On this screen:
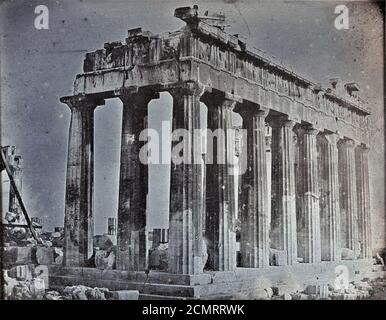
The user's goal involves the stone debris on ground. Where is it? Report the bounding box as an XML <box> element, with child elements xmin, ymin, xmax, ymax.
<box><xmin>231</xmin><ymin>266</ymin><xmax>386</xmax><ymax>300</ymax></box>
<box><xmin>94</xmin><ymin>249</ymin><xmax>115</xmax><ymax>270</ymax></box>
<box><xmin>61</xmin><ymin>286</ymin><xmax>139</xmax><ymax>300</ymax></box>
<box><xmin>2</xmin><ymin>215</ymin><xmax>385</xmax><ymax>300</ymax></box>
<box><xmin>148</xmin><ymin>243</ymin><xmax>168</xmax><ymax>271</ymax></box>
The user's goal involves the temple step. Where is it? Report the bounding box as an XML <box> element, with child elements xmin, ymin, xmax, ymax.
<box><xmin>50</xmin><ymin>275</ymin><xmax>196</xmax><ymax>297</ymax></box>
<box><xmin>139</xmin><ymin>294</ymin><xmax>189</xmax><ymax>300</ymax></box>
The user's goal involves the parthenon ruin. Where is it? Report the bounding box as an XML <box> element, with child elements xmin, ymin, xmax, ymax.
<box><xmin>57</xmin><ymin>5</ymin><xmax>373</xmax><ymax>296</ymax></box>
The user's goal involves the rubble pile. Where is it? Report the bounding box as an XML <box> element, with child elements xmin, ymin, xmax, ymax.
<box><xmin>60</xmin><ymin>285</ymin><xmax>139</xmax><ymax>300</ymax></box>
<box><xmin>2</xmin><ymin>221</ymin><xmax>64</xmax><ymax>300</ymax></box>
<box><xmin>3</xmin><ymin>240</ymin><xmax>64</xmax><ymax>267</ymax></box>
<box><xmin>4</xmin><ymin>267</ymin><xmax>47</xmax><ymax>300</ymax></box>
<box><xmin>230</xmin><ymin>263</ymin><xmax>386</xmax><ymax>301</ymax></box>
<box><xmin>2</xmin><ymin>223</ymin><xmax>140</xmax><ymax>300</ymax></box>
<box><xmin>367</xmin><ymin>278</ymin><xmax>386</xmax><ymax>300</ymax></box>
<box><xmin>237</xmin><ymin>276</ymin><xmax>385</xmax><ymax>300</ymax></box>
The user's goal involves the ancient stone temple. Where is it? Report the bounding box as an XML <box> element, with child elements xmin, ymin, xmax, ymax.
<box><xmin>57</xmin><ymin>6</ymin><xmax>373</xmax><ymax>298</ymax></box>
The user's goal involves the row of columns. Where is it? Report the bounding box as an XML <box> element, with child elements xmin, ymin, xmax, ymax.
<box><xmin>61</xmin><ymin>85</ymin><xmax>372</xmax><ymax>274</ymax></box>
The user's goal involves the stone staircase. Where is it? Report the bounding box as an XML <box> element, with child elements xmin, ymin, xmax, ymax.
<box><xmin>48</xmin><ymin>260</ymin><xmax>386</xmax><ymax>300</ymax></box>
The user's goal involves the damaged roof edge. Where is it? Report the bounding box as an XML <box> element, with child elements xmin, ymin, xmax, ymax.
<box><xmin>174</xmin><ymin>5</ymin><xmax>370</xmax><ymax>116</ymax></box>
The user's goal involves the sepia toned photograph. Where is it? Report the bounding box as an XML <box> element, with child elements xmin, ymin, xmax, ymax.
<box><xmin>0</xmin><ymin>0</ymin><xmax>385</xmax><ymax>305</ymax></box>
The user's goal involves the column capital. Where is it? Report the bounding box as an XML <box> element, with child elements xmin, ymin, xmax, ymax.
<box><xmin>305</xmin><ymin>127</ymin><xmax>319</xmax><ymax>136</ymax></box>
<box><xmin>60</xmin><ymin>94</ymin><xmax>104</xmax><ymax>110</ymax></box>
<box><xmin>340</xmin><ymin>138</ymin><xmax>358</xmax><ymax>149</ymax></box>
<box><xmin>295</xmin><ymin>125</ymin><xmax>319</xmax><ymax>137</ymax></box>
<box><xmin>118</xmin><ymin>87</ymin><xmax>159</xmax><ymax>104</ymax></box>
<box><xmin>168</xmin><ymin>82</ymin><xmax>206</xmax><ymax>98</ymax></box>
<box><xmin>201</xmin><ymin>90</ymin><xmax>237</xmax><ymax>111</ymax></box>
<box><xmin>233</xmin><ymin>101</ymin><xmax>268</xmax><ymax>119</ymax></box>
<box><xmin>268</xmin><ymin>116</ymin><xmax>297</xmax><ymax>130</ymax></box>
<box><xmin>324</xmin><ymin>132</ymin><xmax>340</xmax><ymax>146</ymax></box>
<box><xmin>360</xmin><ymin>144</ymin><xmax>370</xmax><ymax>154</ymax></box>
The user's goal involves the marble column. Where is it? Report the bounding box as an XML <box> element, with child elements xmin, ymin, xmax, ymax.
<box><xmin>338</xmin><ymin>138</ymin><xmax>359</xmax><ymax>257</ymax></box>
<box><xmin>116</xmin><ymin>90</ymin><xmax>157</xmax><ymax>271</ymax></box>
<box><xmin>356</xmin><ymin>145</ymin><xmax>371</xmax><ymax>258</ymax></box>
<box><xmin>270</xmin><ymin>119</ymin><xmax>297</xmax><ymax>265</ymax></box>
<box><xmin>297</xmin><ymin>126</ymin><xmax>321</xmax><ymax>263</ymax></box>
<box><xmin>62</xmin><ymin>95</ymin><xmax>103</xmax><ymax>267</ymax></box>
<box><xmin>320</xmin><ymin>133</ymin><xmax>341</xmax><ymax>261</ymax></box>
<box><xmin>168</xmin><ymin>83</ymin><xmax>204</xmax><ymax>274</ymax></box>
<box><xmin>235</xmin><ymin>103</ymin><xmax>270</xmax><ymax>268</ymax></box>
<box><xmin>265</xmin><ymin>125</ymin><xmax>272</xmax><ymax>235</ymax></box>
<box><xmin>203</xmin><ymin>93</ymin><xmax>236</xmax><ymax>271</ymax></box>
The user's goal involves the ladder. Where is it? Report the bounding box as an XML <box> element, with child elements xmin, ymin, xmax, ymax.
<box><xmin>0</xmin><ymin>147</ymin><xmax>42</xmax><ymax>244</ymax></box>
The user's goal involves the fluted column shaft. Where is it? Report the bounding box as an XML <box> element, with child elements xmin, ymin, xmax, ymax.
<box><xmin>356</xmin><ymin>145</ymin><xmax>371</xmax><ymax>258</ymax></box>
<box><xmin>270</xmin><ymin>119</ymin><xmax>297</xmax><ymax>265</ymax></box>
<box><xmin>204</xmin><ymin>94</ymin><xmax>236</xmax><ymax>271</ymax></box>
<box><xmin>320</xmin><ymin>133</ymin><xmax>341</xmax><ymax>261</ymax></box>
<box><xmin>297</xmin><ymin>127</ymin><xmax>321</xmax><ymax>263</ymax></box>
<box><xmin>116</xmin><ymin>91</ymin><xmax>155</xmax><ymax>271</ymax></box>
<box><xmin>338</xmin><ymin>139</ymin><xmax>359</xmax><ymax>256</ymax></box>
<box><xmin>62</xmin><ymin>95</ymin><xmax>101</xmax><ymax>267</ymax></box>
<box><xmin>168</xmin><ymin>84</ymin><xmax>204</xmax><ymax>274</ymax></box>
<box><xmin>235</xmin><ymin>104</ymin><xmax>269</xmax><ymax>268</ymax></box>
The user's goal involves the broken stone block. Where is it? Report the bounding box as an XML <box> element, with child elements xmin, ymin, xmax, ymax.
<box><xmin>63</xmin><ymin>285</ymin><xmax>89</xmax><ymax>300</ymax></box>
<box><xmin>272</xmin><ymin>285</ymin><xmax>293</xmax><ymax>296</ymax></box>
<box><xmin>148</xmin><ymin>244</ymin><xmax>168</xmax><ymax>271</ymax></box>
<box><xmin>109</xmin><ymin>290</ymin><xmax>139</xmax><ymax>300</ymax></box>
<box><xmin>283</xmin><ymin>293</ymin><xmax>292</xmax><ymax>300</ymax></box>
<box><xmin>93</xmin><ymin>234</ymin><xmax>114</xmax><ymax>250</ymax></box>
<box><xmin>341</xmin><ymin>248</ymin><xmax>355</xmax><ymax>260</ymax></box>
<box><xmin>299</xmin><ymin>293</ymin><xmax>309</xmax><ymax>300</ymax></box>
<box><xmin>85</xmin><ymin>287</ymin><xmax>108</xmax><ymax>300</ymax></box>
<box><xmin>8</xmin><ymin>265</ymin><xmax>34</xmax><ymax>280</ymax></box>
<box><xmin>343</xmin><ymin>293</ymin><xmax>357</xmax><ymax>300</ymax></box>
<box><xmin>31</xmin><ymin>278</ymin><xmax>45</xmax><ymax>299</ymax></box>
<box><xmin>305</xmin><ymin>284</ymin><xmax>329</xmax><ymax>298</ymax></box>
<box><xmin>265</xmin><ymin>287</ymin><xmax>273</xmax><ymax>298</ymax></box>
<box><xmin>43</xmin><ymin>240</ymin><xmax>53</xmax><ymax>247</ymax></box>
<box><xmin>3</xmin><ymin>270</ymin><xmax>18</xmax><ymax>299</ymax></box>
<box><xmin>356</xmin><ymin>289</ymin><xmax>369</xmax><ymax>299</ymax></box>
<box><xmin>44</xmin><ymin>290</ymin><xmax>62</xmax><ymax>300</ymax></box>
<box><xmin>63</xmin><ymin>286</ymin><xmax>110</xmax><ymax>300</ymax></box>
<box><xmin>319</xmin><ymin>285</ymin><xmax>330</xmax><ymax>299</ymax></box>
<box><xmin>4</xmin><ymin>246</ymin><xmax>34</xmax><ymax>267</ymax></box>
<box><xmin>51</xmin><ymin>234</ymin><xmax>64</xmax><ymax>247</ymax></box>
<box><xmin>5</xmin><ymin>211</ymin><xmax>18</xmax><ymax>222</ymax></box>
<box><xmin>51</xmin><ymin>231</ymin><xmax>61</xmax><ymax>238</ymax></box>
<box><xmin>334</xmin><ymin>265</ymin><xmax>350</xmax><ymax>290</ymax></box>
<box><xmin>12</xmin><ymin>283</ymin><xmax>32</xmax><ymax>300</ymax></box>
<box><xmin>53</xmin><ymin>247</ymin><xmax>63</xmax><ymax>264</ymax></box>
<box><xmin>35</xmin><ymin>265</ymin><xmax>49</xmax><ymax>289</ymax></box>
<box><xmin>306</xmin><ymin>284</ymin><xmax>317</xmax><ymax>295</ymax></box>
<box><xmin>355</xmin><ymin>281</ymin><xmax>372</xmax><ymax>291</ymax></box>
<box><xmin>95</xmin><ymin>250</ymin><xmax>115</xmax><ymax>270</ymax></box>
<box><xmin>36</xmin><ymin>247</ymin><xmax>54</xmax><ymax>265</ymax></box>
